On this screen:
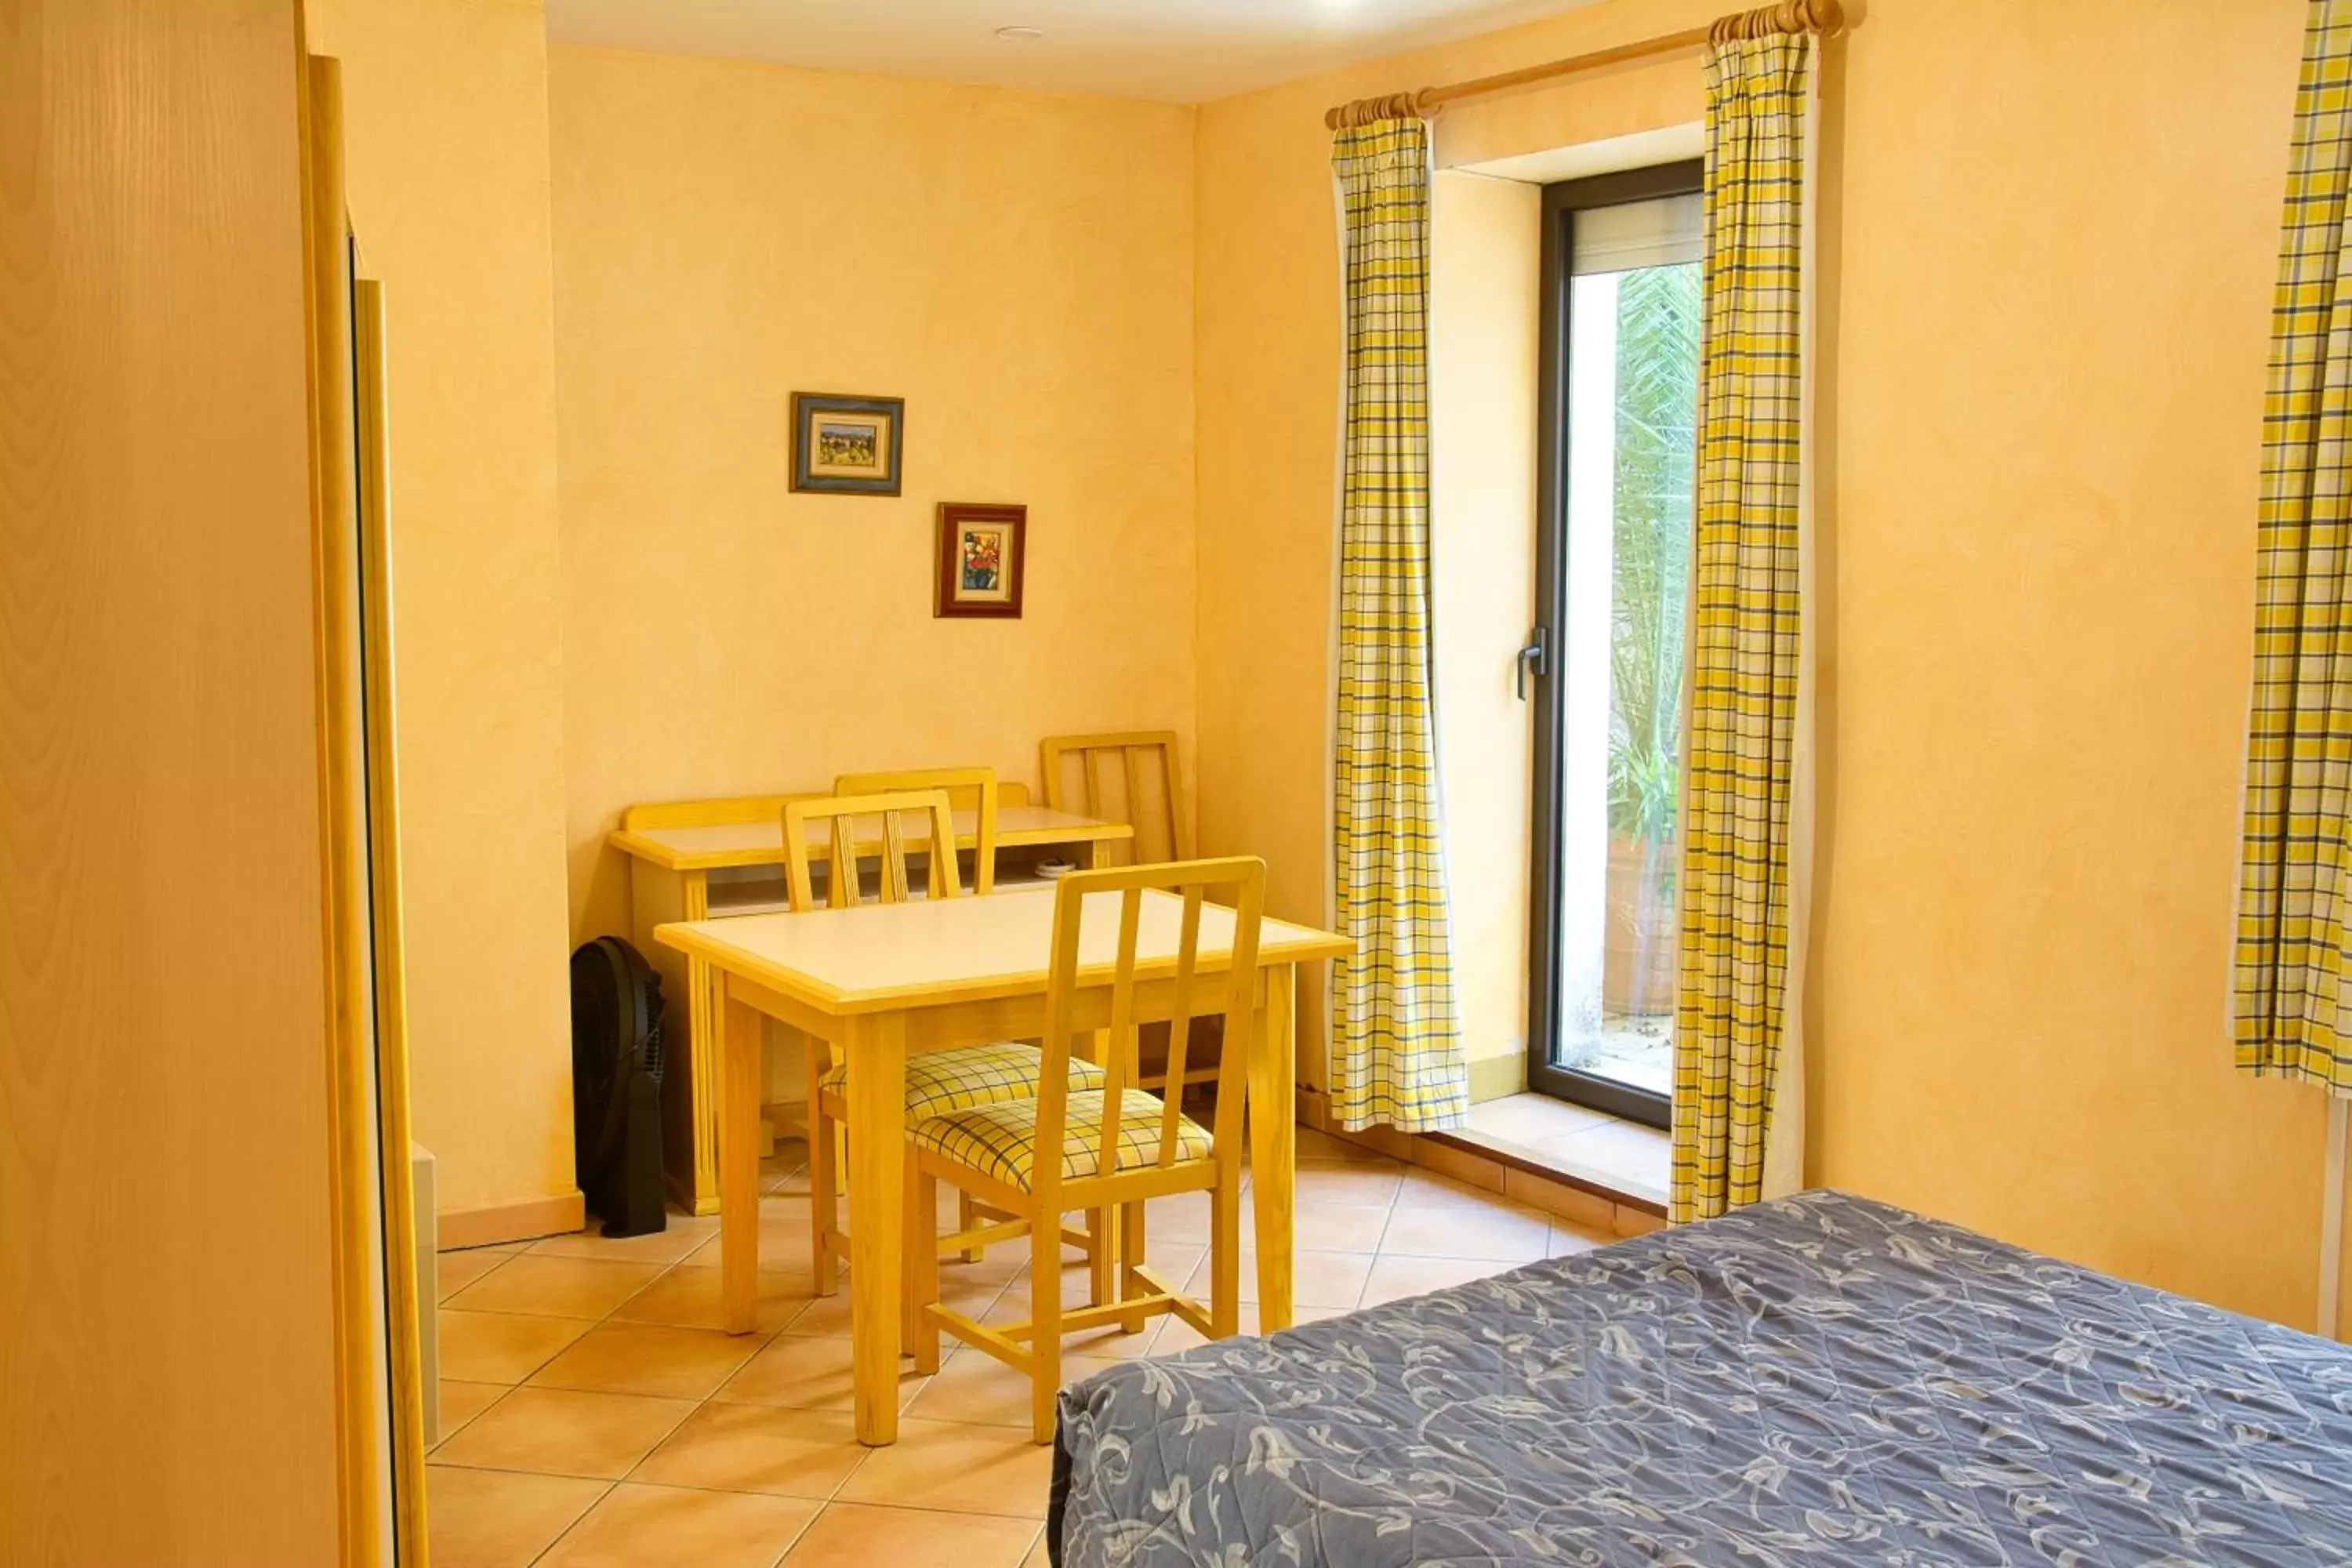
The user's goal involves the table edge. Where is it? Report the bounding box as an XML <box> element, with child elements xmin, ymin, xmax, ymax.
<box><xmin>653</xmin><ymin>916</ymin><xmax>1348</xmax><ymax>1018</ymax></box>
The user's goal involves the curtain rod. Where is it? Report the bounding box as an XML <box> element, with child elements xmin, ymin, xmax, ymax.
<box><xmin>1324</xmin><ymin>0</ymin><xmax>1845</xmax><ymax>131</ymax></box>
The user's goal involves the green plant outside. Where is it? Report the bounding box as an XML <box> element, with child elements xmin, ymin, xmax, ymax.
<box><xmin>1606</xmin><ymin>262</ymin><xmax>1700</xmax><ymax>854</ymax></box>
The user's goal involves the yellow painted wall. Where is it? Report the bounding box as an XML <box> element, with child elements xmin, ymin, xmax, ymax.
<box><xmin>316</xmin><ymin>0</ymin><xmax>579</xmax><ymax>1223</ymax></box>
<box><xmin>548</xmin><ymin>47</ymin><xmax>1200</xmax><ymax>946</ymax></box>
<box><xmin>1198</xmin><ymin>0</ymin><xmax>2330</xmax><ymax>1325</ymax></box>
<box><xmin>1431</xmin><ymin>169</ymin><xmax>1541</xmax><ymax>1102</ymax></box>
<box><xmin>1813</xmin><ymin>0</ymin><xmax>2312</xmax><ymax>1321</ymax></box>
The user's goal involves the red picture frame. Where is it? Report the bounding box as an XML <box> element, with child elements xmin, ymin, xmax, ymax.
<box><xmin>935</xmin><ymin>503</ymin><xmax>1026</xmax><ymax>619</ymax></box>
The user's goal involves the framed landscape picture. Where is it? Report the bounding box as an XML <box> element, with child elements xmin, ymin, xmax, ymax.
<box><xmin>935</xmin><ymin>503</ymin><xmax>1025</xmax><ymax>619</ymax></box>
<box><xmin>789</xmin><ymin>393</ymin><xmax>904</xmax><ymax>495</ymax></box>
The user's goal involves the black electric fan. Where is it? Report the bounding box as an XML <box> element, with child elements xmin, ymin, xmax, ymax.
<box><xmin>568</xmin><ymin>936</ymin><xmax>667</xmax><ymax>1236</ymax></box>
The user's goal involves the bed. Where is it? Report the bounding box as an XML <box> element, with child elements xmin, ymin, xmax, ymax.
<box><xmin>1050</xmin><ymin>1190</ymin><xmax>2352</xmax><ymax>1566</ymax></box>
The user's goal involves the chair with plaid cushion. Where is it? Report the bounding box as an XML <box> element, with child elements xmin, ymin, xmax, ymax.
<box><xmin>905</xmin><ymin>856</ymin><xmax>1262</xmax><ymax>1443</ymax></box>
<box><xmin>786</xmin><ymin>786</ymin><xmax>1108</xmax><ymax>1295</ymax></box>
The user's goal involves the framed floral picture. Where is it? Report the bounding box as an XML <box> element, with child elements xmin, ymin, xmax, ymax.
<box><xmin>790</xmin><ymin>392</ymin><xmax>904</xmax><ymax>495</ymax></box>
<box><xmin>935</xmin><ymin>503</ymin><xmax>1025</xmax><ymax>619</ymax></box>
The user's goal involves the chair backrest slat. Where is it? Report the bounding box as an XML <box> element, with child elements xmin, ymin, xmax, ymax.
<box><xmin>835</xmin><ymin>766</ymin><xmax>1000</xmax><ymax>894</ymax></box>
<box><xmin>1032</xmin><ymin>882</ymin><xmax>1089</xmax><ymax>1210</ymax></box>
<box><xmin>1122</xmin><ymin>749</ymin><xmax>1149</xmax><ymax>848</ymax></box>
<box><xmin>830</xmin><ymin>816</ymin><xmax>861</xmax><ymax>907</ymax></box>
<box><xmin>880</xmin><ymin>812</ymin><xmax>909</xmax><ymax>903</ymax></box>
<box><xmin>1082</xmin><ymin>750</ymin><xmax>1108</xmax><ymax>829</ymax></box>
<box><xmin>1031</xmin><ymin>857</ymin><xmax>1265</xmax><ymax>1203</ymax></box>
<box><xmin>1208</xmin><ymin>873</ymin><xmax>1264</xmax><ymax>1156</ymax></box>
<box><xmin>782</xmin><ymin>789</ymin><xmax>962</xmax><ymax>913</ymax></box>
<box><xmin>1094</xmin><ymin>887</ymin><xmax>1144</xmax><ymax>1179</ymax></box>
<box><xmin>1158</xmin><ymin>888</ymin><xmax>1203</xmax><ymax>1163</ymax></box>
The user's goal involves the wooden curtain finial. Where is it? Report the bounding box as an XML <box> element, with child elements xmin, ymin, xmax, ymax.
<box><xmin>1711</xmin><ymin>0</ymin><xmax>1844</xmax><ymax>45</ymax></box>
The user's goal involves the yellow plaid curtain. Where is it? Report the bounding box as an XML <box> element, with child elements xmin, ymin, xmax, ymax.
<box><xmin>2236</xmin><ymin>1</ymin><xmax>2352</xmax><ymax>1092</ymax></box>
<box><xmin>1329</xmin><ymin>116</ymin><xmax>1468</xmax><ymax>1134</ymax></box>
<box><xmin>1672</xmin><ymin>31</ymin><xmax>1815</xmax><ymax>1224</ymax></box>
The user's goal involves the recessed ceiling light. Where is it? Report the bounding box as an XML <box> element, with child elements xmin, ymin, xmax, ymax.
<box><xmin>995</xmin><ymin>25</ymin><xmax>1044</xmax><ymax>42</ymax></box>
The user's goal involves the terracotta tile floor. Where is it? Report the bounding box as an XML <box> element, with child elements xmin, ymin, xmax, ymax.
<box><xmin>428</xmin><ymin>1125</ymin><xmax>1614</xmax><ymax>1566</ymax></box>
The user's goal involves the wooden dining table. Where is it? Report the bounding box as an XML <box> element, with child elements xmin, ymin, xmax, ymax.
<box><xmin>656</xmin><ymin>884</ymin><xmax>1349</xmax><ymax>1446</ymax></box>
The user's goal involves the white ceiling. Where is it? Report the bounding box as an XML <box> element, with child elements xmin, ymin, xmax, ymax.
<box><xmin>545</xmin><ymin>0</ymin><xmax>1602</xmax><ymax>106</ymax></box>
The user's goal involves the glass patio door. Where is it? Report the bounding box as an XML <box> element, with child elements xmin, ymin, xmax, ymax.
<box><xmin>1523</xmin><ymin>164</ymin><xmax>1702</xmax><ymax>1128</ymax></box>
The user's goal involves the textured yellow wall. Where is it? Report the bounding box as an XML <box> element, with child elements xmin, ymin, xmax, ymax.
<box><xmin>549</xmin><ymin>47</ymin><xmax>1200</xmax><ymax>946</ymax></box>
<box><xmin>318</xmin><ymin>0</ymin><xmax>579</xmax><ymax>1221</ymax></box>
<box><xmin>1813</xmin><ymin>0</ymin><xmax>2310</xmax><ymax>1320</ymax></box>
<box><xmin>1430</xmin><ymin>169</ymin><xmax>1541</xmax><ymax>1100</ymax></box>
<box><xmin>1198</xmin><ymin>0</ymin><xmax>2329</xmax><ymax>1325</ymax></box>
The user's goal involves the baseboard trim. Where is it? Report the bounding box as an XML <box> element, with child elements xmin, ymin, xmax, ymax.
<box><xmin>437</xmin><ymin>1189</ymin><xmax>585</xmax><ymax>1251</ymax></box>
<box><xmin>665</xmin><ymin>1173</ymin><xmax>721</xmax><ymax>1219</ymax></box>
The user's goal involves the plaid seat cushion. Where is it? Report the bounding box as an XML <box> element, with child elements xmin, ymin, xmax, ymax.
<box><xmin>912</xmin><ymin>1088</ymin><xmax>1212</xmax><ymax>1192</ymax></box>
<box><xmin>820</xmin><ymin>1042</ymin><xmax>1105</xmax><ymax>1120</ymax></box>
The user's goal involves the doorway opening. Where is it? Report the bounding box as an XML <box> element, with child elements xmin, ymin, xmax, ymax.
<box><xmin>1524</xmin><ymin>161</ymin><xmax>1702</xmax><ymax>1131</ymax></box>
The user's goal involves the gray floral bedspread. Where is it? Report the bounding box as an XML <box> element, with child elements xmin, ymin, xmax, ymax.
<box><xmin>1050</xmin><ymin>1190</ymin><xmax>2352</xmax><ymax>1566</ymax></box>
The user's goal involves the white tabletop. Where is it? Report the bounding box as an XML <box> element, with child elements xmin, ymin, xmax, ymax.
<box><xmin>656</xmin><ymin>884</ymin><xmax>1348</xmax><ymax>1014</ymax></box>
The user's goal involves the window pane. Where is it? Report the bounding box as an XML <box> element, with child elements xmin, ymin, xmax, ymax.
<box><xmin>1555</xmin><ymin>207</ymin><xmax>1699</xmax><ymax>1104</ymax></box>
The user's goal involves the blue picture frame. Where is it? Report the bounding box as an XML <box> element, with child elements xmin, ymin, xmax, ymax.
<box><xmin>790</xmin><ymin>392</ymin><xmax>904</xmax><ymax>495</ymax></box>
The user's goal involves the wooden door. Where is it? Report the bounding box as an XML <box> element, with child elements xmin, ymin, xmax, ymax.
<box><xmin>1</xmin><ymin>1</ymin><xmax>347</xmax><ymax>1562</ymax></box>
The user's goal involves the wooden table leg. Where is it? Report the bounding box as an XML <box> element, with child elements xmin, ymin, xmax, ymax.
<box><xmin>846</xmin><ymin>1011</ymin><xmax>907</xmax><ymax>1446</ymax></box>
<box><xmin>720</xmin><ymin>984</ymin><xmax>764</xmax><ymax>1335</ymax></box>
<box><xmin>688</xmin><ymin>949</ymin><xmax>725</xmax><ymax>1216</ymax></box>
<box><xmin>1248</xmin><ymin>964</ymin><xmax>1298</xmax><ymax>1332</ymax></box>
<box><xmin>683</xmin><ymin>870</ymin><xmax>724</xmax><ymax>1218</ymax></box>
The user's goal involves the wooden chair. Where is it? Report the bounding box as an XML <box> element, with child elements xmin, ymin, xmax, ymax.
<box><xmin>1040</xmin><ymin>731</ymin><xmax>1219</xmax><ymax>1096</ymax></box>
<box><xmin>905</xmin><ymin>856</ymin><xmax>1265</xmax><ymax>1443</ymax></box>
<box><xmin>830</xmin><ymin>767</ymin><xmax>1005</xmax><ymax>1255</ymax></box>
<box><xmin>786</xmin><ymin>790</ymin><xmax>1108</xmax><ymax>1294</ymax></box>
<box><xmin>834</xmin><ymin>765</ymin><xmax>1001</xmax><ymax>894</ymax></box>
<box><xmin>1040</xmin><ymin>731</ymin><xmax>1193</xmax><ymax>864</ymax></box>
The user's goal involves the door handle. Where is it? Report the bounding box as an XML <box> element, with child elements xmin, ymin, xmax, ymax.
<box><xmin>1515</xmin><ymin>628</ymin><xmax>1548</xmax><ymax>700</ymax></box>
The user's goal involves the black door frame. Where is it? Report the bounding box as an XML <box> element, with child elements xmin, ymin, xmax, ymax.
<box><xmin>1523</xmin><ymin>158</ymin><xmax>1704</xmax><ymax>1130</ymax></box>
